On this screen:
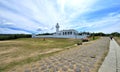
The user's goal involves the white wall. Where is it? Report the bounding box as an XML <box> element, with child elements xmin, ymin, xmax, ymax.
<box><xmin>34</xmin><ymin>35</ymin><xmax>88</xmax><ymax>39</ymax></box>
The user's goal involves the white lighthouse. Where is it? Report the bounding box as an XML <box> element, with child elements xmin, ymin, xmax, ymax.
<box><xmin>56</xmin><ymin>23</ymin><xmax>59</xmax><ymax>34</ymax></box>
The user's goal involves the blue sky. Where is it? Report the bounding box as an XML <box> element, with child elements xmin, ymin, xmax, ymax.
<box><xmin>0</xmin><ymin>0</ymin><xmax>120</xmax><ymax>34</ymax></box>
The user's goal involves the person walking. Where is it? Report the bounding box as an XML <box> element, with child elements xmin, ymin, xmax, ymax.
<box><xmin>110</xmin><ymin>36</ymin><xmax>113</xmax><ymax>40</ymax></box>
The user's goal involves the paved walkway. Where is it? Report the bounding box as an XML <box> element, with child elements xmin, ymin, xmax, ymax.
<box><xmin>98</xmin><ymin>39</ymin><xmax>120</xmax><ymax>72</ymax></box>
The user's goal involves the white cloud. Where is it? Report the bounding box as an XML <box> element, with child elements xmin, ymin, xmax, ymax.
<box><xmin>80</xmin><ymin>13</ymin><xmax>120</xmax><ymax>33</ymax></box>
<box><xmin>0</xmin><ymin>0</ymin><xmax>120</xmax><ymax>34</ymax></box>
<box><xmin>0</xmin><ymin>28</ymin><xmax>30</xmax><ymax>34</ymax></box>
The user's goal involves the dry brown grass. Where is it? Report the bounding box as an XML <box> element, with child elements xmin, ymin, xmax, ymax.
<box><xmin>0</xmin><ymin>38</ymin><xmax>81</xmax><ymax>72</ymax></box>
<box><xmin>114</xmin><ymin>37</ymin><xmax>120</xmax><ymax>45</ymax></box>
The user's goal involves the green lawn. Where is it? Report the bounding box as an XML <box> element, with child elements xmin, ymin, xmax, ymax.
<box><xmin>0</xmin><ymin>38</ymin><xmax>81</xmax><ymax>72</ymax></box>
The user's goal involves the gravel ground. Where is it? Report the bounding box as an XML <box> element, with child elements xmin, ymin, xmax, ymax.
<box><xmin>11</xmin><ymin>37</ymin><xmax>110</xmax><ymax>72</ymax></box>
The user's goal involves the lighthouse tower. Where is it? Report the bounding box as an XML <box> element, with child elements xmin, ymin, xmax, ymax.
<box><xmin>56</xmin><ymin>23</ymin><xmax>59</xmax><ymax>34</ymax></box>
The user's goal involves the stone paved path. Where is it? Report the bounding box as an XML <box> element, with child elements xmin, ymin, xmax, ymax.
<box><xmin>11</xmin><ymin>37</ymin><xmax>110</xmax><ymax>72</ymax></box>
<box><xmin>98</xmin><ymin>39</ymin><xmax>120</xmax><ymax>72</ymax></box>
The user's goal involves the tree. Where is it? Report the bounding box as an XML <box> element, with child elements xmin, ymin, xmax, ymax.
<box><xmin>111</xmin><ymin>32</ymin><xmax>120</xmax><ymax>37</ymax></box>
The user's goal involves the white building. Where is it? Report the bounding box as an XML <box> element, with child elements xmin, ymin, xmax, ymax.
<box><xmin>54</xmin><ymin>23</ymin><xmax>78</xmax><ymax>36</ymax></box>
<box><xmin>32</xmin><ymin>23</ymin><xmax>88</xmax><ymax>39</ymax></box>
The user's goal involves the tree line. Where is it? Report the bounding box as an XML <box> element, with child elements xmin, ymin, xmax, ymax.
<box><xmin>37</xmin><ymin>32</ymin><xmax>120</xmax><ymax>37</ymax></box>
<box><xmin>0</xmin><ymin>34</ymin><xmax>31</xmax><ymax>40</ymax></box>
<box><xmin>0</xmin><ymin>32</ymin><xmax>119</xmax><ymax>41</ymax></box>
<box><xmin>78</xmin><ymin>32</ymin><xmax>120</xmax><ymax>37</ymax></box>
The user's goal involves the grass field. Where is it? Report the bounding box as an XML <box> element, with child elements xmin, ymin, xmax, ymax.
<box><xmin>0</xmin><ymin>38</ymin><xmax>81</xmax><ymax>72</ymax></box>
